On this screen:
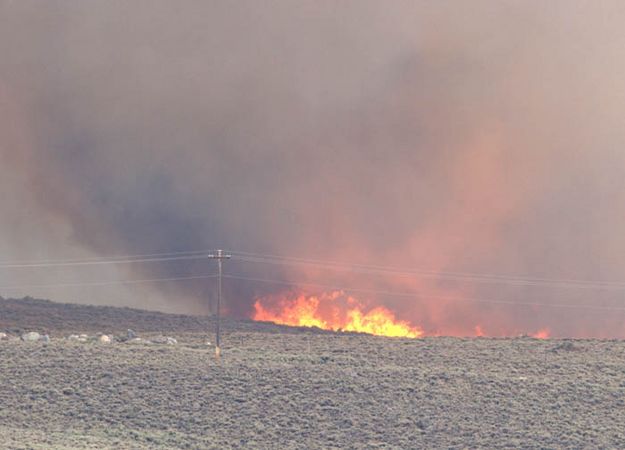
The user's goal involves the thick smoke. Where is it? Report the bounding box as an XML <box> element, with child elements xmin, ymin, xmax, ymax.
<box><xmin>2</xmin><ymin>1</ymin><xmax>625</xmax><ymax>336</ymax></box>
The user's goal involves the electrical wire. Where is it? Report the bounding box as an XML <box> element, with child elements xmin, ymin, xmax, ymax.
<box><xmin>0</xmin><ymin>248</ymin><xmax>214</xmax><ymax>266</ymax></box>
<box><xmin>0</xmin><ymin>253</ymin><xmax>214</xmax><ymax>269</ymax></box>
<box><xmin>1</xmin><ymin>263</ymin><xmax>622</xmax><ymax>313</ymax></box>
<box><xmin>230</xmin><ymin>251</ymin><xmax>625</xmax><ymax>290</ymax></box>
<box><xmin>2</xmin><ymin>245</ymin><xmax>625</xmax><ymax>291</ymax></box>
<box><xmin>222</xmin><ymin>273</ymin><xmax>625</xmax><ymax>312</ymax></box>
<box><xmin>0</xmin><ymin>274</ymin><xmax>217</xmax><ymax>290</ymax></box>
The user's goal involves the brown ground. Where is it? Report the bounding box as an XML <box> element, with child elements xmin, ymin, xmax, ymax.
<box><xmin>1</xmin><ymin>296</ymin><xmax>624</xmax><ymax>449</ymax></box>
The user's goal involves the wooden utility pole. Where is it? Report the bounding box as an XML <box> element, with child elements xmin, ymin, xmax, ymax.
<box><xmin>208</xmin><ymin>249</ymin><xmax>231</xmax><ymax>358</ymax></box>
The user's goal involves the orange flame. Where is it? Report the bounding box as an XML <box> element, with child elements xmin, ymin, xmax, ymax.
<box><xmin>532</xmin><ymin>328</ymin><xmax>551</xmax><ymax>339</ymax></box>
<box><xmin>253</xmin><ymin>291</ymin><xmax>423</xmax><ymax>338</ymax></box>
<box><xmin>253</xmin><ymin>290</ymin><xmax>555</xmax><ymax>338</ymax></box>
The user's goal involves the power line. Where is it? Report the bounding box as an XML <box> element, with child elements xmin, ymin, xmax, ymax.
<box><xmin>0</xmin><ymin>253</ymin><xmax>214</xmax><ymax>269</ymax></box>
<box><xmin>3</xmin><ymin>245</ymin><xmax>625</xmax><ymax>291</ymax></box>
<box><xmin>0</xmin><ymin>274</ymin><xmax>217</xmax><ymax>291</ymax></box>
<box><xmin>230</xmin><ymin>251</ymin><xmax>625</xmax><ymax>286</ymax></box>
<box><xmin>230</xmin><ymin>251</ymin><xmax>625</xmax><ymax>290</ymax></box>
<box><xmin>222</xmin><ymin>273</ymin><xmax>625</xmax><ymax>312</ymax></box>
<box><xmin>1</xmin><ymin>265</ymin><xmax>623</xmax><ymax>313</ymax></box>
<box><xmin>0</xmin><ymin>248</ymin><xmax>213</xmax><ymax>266</ymax></box>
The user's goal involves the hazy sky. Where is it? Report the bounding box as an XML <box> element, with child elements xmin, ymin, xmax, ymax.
<box><xmin>2</xmin><ymin>1</ymin><xmax>625</xmax><ymax>336</ymax></box>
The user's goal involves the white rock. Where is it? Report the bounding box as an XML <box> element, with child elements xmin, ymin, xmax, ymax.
<box><xmin>150</xmin><ymin>336</ymin><xmax>177</xmax><ymax>345</ymax></box>
<box><xmin>0</xmin><ymin>332</ymin><xmax>7</xmax><ymax>340</ymax></box>
<box><xmin>21</xmin><ymin>332</ymin><xmax>41</xmax><ymax>342</ymax></box>
<box><xmin>79</xmin><ymin>334</ymin><xmax>88</xmax><ymax>339</ymax></box>
<box><xmin>98</xmin><ymin>335</ymin><xmax>111</xmax><ymax>344</ymax></box>
<box><xmin>127</xmin><ymin>337</ymin><xmax>147</xmax><ymax>345</ymax></box>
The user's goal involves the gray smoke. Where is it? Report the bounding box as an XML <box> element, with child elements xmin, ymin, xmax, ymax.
<box><xmin>2</xmin><ymin>1</ymin><xmax>625</xmax><ymax>336</ymax></box>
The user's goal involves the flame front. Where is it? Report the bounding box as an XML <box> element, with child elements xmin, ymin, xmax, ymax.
<box><xmin>532</xmin><ymin>328</ymin><xmax>551</xmax><ymax>339</ymax></box>
<box><xmin>253</xmin><ymin>290</ymin><xmax>554</xmax><ymax>338</ymax></box>
<box><xmin>253</xmin><ymin>291</ymin><xmax>423</xmax><ymax>338</ymax></box>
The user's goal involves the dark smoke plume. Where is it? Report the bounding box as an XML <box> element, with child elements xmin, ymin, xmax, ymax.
<box><xmin>2</xmin><ymin>1</ymin><xmax>625</xmax><ymax>336</ymax></box>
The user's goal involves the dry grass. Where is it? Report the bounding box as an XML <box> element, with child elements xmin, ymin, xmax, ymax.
<box><xmin>1</xmin><ymin>297</ymin><xmax>625</xmax><ymax>449</ymax></box>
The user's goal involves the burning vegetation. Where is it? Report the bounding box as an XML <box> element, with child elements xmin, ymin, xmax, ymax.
<box><xmin>253</xmin><ymin>291</ymin><xmax>423</xmax><ymax>338</ymax></box>
<box><xmin>253</xmin><ymin>290</ymin><xmax>553</xmax><ymax>339</ymax></box>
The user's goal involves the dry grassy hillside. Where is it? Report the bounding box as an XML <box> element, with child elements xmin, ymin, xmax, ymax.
<box><xmin>1</xmin><ymin>297</ymin><xmax>624</xmax><ymax>449</ymax></box>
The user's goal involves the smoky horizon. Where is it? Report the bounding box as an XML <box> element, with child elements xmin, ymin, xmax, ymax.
<box><xmin>2</xmin><ymin>1</ymin><xmax>625</xmax><ymax>338</ymax></box>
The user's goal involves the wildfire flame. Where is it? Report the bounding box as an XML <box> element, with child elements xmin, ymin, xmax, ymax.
<box><xmin>253</xmin><ymin>290</ymin><xmax>423</xmax><ymax>338</ymax></box>
<box><xmin>253</xmin><ymin>290</ymin><xmax>553</xmax><ymax>339</ymax></box>
<box><xmin>532</xmin><ymin>328</ymin><xmax>551</xmax><ymax>339</ymax></box>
